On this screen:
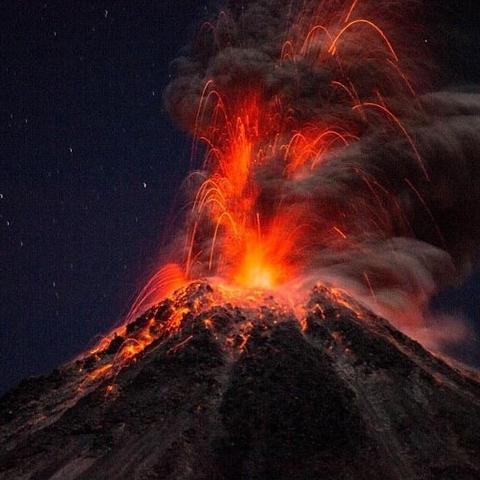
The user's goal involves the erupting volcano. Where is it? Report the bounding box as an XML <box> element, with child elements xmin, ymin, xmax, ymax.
<box><xmin>2</xmin><ymin>1</ymin><xmax>480</xmax><ymax>479</ymax></box>
<box><xmin>116</xmin><ymin>0</ymin><xmax>480</xmax><ymax>360</ymax></box>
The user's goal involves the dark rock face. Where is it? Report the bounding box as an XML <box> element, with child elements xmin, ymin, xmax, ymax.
<box><xmin>1</xmin><ymin>283</ymin><xmax>480</xmax><ymax>480</ymax></box>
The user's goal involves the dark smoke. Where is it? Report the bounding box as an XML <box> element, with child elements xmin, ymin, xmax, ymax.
<box><xmin>164</xmin><ymin>1</ymin><xmax>480</xmax><ymax>360</ymax></box>
<box><xmin>165</xmin><ymin>0</ymin><xmax>423</xmax><ymax>131</ymax></box>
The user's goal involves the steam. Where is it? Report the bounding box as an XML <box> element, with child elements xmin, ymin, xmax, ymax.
<box><xmin>164</xmin><ymin>1</ymin><xmax>480</xmax><ymax>359</ymax></box>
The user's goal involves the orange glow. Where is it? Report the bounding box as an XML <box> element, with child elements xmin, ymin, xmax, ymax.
<box><xmin>235</xmin><ymin>241</ymin><xmax>283</xmax><ymax>289</ymax></box>
<box><xmin>344</xmin><ymin>0</ymin><xmax>359</xmax><ymax>23</ymax></box>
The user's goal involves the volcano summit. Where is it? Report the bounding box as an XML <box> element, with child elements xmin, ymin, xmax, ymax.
<box><xmin>1</xmin><ymin>282</ymin><xmax>480</xmax><ymax>480</ymax></box>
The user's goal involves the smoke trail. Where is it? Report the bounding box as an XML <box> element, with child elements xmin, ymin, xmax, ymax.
<box><xmin>163</xmin><ymin>1</ymin><xmax>480</xmax><ymax>358</ymax></box>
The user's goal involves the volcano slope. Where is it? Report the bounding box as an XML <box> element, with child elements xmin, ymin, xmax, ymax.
<box><xmin>1</xmin><ymin>282</ymin><xmax>480</xmax><ymax>480</ymax></box>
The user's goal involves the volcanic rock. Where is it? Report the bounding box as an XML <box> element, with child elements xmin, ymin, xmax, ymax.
<box><xmin>1</xmin><ymin>282</ymin><xmax>480</xmax><ymax>480</ymax></box>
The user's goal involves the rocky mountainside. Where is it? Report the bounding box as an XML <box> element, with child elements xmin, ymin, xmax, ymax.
<box><xmin>1</xmin><ymin>282</ymin><xmax>480</xmax><ymax>480</ymax></box>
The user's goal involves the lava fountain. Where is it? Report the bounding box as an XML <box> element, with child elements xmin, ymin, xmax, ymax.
<box><xmin>163</xmin><ymin>0</ymin><xmax>426</xmax><ymax>295</ymax></box>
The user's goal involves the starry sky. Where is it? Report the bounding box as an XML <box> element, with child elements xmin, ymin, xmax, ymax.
<box><xmin>1</xmin><ymin>1</ymin><xmax>480</xmax><ymax>394</ymax></box>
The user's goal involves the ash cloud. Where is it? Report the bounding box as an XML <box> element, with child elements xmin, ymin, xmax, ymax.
<box><xmin>283</xmin><ymin>92</ymin><xmax>480</xmax><ymax>356</ymax></box>
<box><xmin>165</xmin><ymin>0</ymin><xmax>422</xmax><ymax>132</ymax></box>
<box><xmin>164</xmin><ymin>1</ymin><xmax>480</xmax><ymax>360</ymax></box>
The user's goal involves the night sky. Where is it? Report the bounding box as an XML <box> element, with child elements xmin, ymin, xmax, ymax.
<box><xmin>1</xmin><ymin>1</ymin><xmax>480</xmax><ymax>395</ymax></box>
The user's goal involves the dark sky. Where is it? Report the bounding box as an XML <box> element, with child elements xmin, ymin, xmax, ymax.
<box><xmin>1</xmin><ymin>1</ymin><xmax>479</xmax><ymax>395</ymax></box>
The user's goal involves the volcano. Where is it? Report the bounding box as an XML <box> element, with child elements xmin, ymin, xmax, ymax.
<box><xmin>1</xmin><ymin>282</ymin><xmax>480</xmax><ymax>480</ymax></box>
